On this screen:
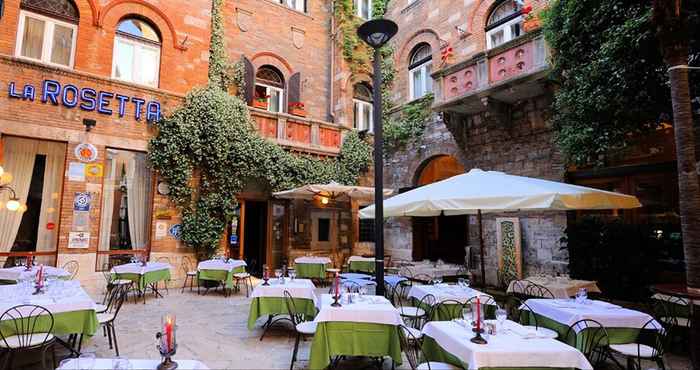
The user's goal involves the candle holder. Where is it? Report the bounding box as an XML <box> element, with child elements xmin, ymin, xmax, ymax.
<box><xmin>470</xmin><ymin>327</ymin><xmax>487</xmax><ymax>344</ymax></box>
<box><xmin>262</xmin><ymin>266</ymin><xmax>270</xmax><ymax>286</ymax></box>
<box><xmin>331</xmin><ymin>293</ymin><xmax>342</xmax><ymax>307</ymax></box>
<box><xmin>156</xmin><ymin>332</ymin><xmax>178</xmax><ymax>370</ymax></box>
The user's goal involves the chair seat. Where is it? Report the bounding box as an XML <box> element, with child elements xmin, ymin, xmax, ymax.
<box><xmin>186</xmin><ymin>271</ymin><xmax>197</xmax><ymax>276</ymax></box>
<box><xmin>97</xmin><ymin>312</ymin><xmax>115</xmax><ymax>324</ymax></box>
<box><xmin>296</xmin><ymin>321</ymin><xmax>317</xmax><ymax>335</ymax></box>
<box><xmin>523</xmin><ymin>326</ymin><xmax>559</xmax><ymax>339</ymax></box>
<box><xmin>609</xmin><ymin>343</ymin><xmax>657</xmax><ymax>358</ymax></box>
<box><xmin>662</xmin><ymin>316</ymin><xmax>690</xmax><ymax>327</ymax></box>
<box><xmin>94</xmin><ymin>303</ymin><xmax>108</xmax><ymax>313</ymax></box>
<box><xmin>417</xmin><ymin>362</ymin><xmax>461</xmax><ymax>370</ymax></box>
<box><xmin>326</xmin><ymin>268</ymin><xmax>341</xmax><ymax>273</ymax></box>
<box><xmin>401</xmin><ymin>325</ymin><xmax>423</xmax><ymax>340</ymax></box>
<box><xmin>111</xmin><ymin>279</ymin><xmax>132</xmax><ymax>285</ymax></box>
<box><xmin>399</xmin><ymin>306</ymin><xmax>426</xmax><ymax>317</ymax></box>
<box><xmin>0</xmin><ymin>333</ymin><xmax>55</xmax><ymax>349</ymax></box>
<box><xmin>233</xmin><ymin>273</ymin><xmax>250</xmax><ymax>279</ymax></box>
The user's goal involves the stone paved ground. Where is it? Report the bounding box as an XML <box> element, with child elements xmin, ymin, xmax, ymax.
<box><xmin>12</xmin><ymin>280</ymin><xmax>692</xmax><ymax>370</ymax></box>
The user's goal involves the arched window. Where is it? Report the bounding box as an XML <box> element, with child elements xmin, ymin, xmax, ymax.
<box><xmin>255</xmin><ymin>66</ymin><xmax>285</xmax><ymax>113</ymax></box>
<box><xmin>112</xmin><ymin>17</ymin><xmax>162</xmax><ymax>87</ymax></box>
<box><xmin>279</xmin><ymin>0</ymin><xmax>306</xmax><ymax>12</ymax></box>
<box><xmin>353</xmin><ymin>83</ymin><xmax>373</xmax><ymax>132</ymax></box>
<box><xmin>485</xmin><ymin>0</ymin><xmax>524</xmax><ymax>49</ymax></box>
<box><xmin>16</xmin><ymin>0</ymin><xmax>79</xmax><ymax>67</ymax></box>
<box><xmin>408</xmin><ymin>43</ymin><xmax>433</xmax><ymax>100</ymax></box>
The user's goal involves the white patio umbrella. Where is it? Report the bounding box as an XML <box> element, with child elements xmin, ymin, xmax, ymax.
<box><xmin>273</xmin><ymin>181</ymin><xmax>394</xmax><ymax>203</ymax></box>
<box><xmin>359</xmin><ymin>169</ymin><xmax>642</xmax><ymax>285</ymax></box>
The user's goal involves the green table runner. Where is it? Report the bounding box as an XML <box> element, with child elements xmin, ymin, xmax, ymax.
<box><xmin>247</xmin><ymin>296</ymin><xmax>317</xmax><ymax>330</ymax></box>
<box><xmin>309</xmin><ymin>322</ymin><xmax>401</xmax><ymax>370</ymax></box>
<box><xmin>349</xmin><ymin>261</ymin><xmax>375</xmax><ymax>274</ymax></box>
<box><xmin>527</xmin><ymin>312</ymin><xmax>641</xmax><ymax>345</ymax></box>
<box><xmin>112</xmin><ymin>269</ymin><xmax>171</xmax><ymax>291</ymax></box>
<box><xmin>198</xmin><ymin>266</ymin><xmax>245</xmax><ymax>289</ymax></box>
<box><xmin>0</xmin><ymin>309</ymin><xmax>98</xmax><ymax>337</ymax></box>
<box><xmin>295</xmin><ymin>263</ymin><xmax>327</xmax><ymax>279</ymax></box>
<box><xmin>422</xmin><ymin>336</ymin><xmax>578</xmax><ymax>370</ymax></box>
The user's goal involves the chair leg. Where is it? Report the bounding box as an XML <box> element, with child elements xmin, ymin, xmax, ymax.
<box><xmin>656</xmin><ymin>357</ymin><xmax>666</xmax><ymax>370</ymax></box>
<box><xmin>290</xmin><ymin>333</ymin><xmax>300</xmax><ymax>370</ymax></box>
<box><xmin>106</xmin><ymin>324</ymin><xmax>113</xmax><ymax>349</ymax></box>
<box><xmin>181</xmin><ymin>276</ymin><xmax>188</xmax><ymax>293</ymax></box>
<box><xmin>112</xmin><ymin>323</ymin><xmax>120</xmax><ymax>357</ymax></box>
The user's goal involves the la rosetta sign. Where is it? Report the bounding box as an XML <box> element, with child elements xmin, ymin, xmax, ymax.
<box><xmin>6</xmin><ymin>79</ymin><xmax>162</xmax><ymax>122</ymax></box>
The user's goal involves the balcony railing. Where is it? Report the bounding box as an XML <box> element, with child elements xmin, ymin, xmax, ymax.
<box><xmin>434</xmin><ymin>32</ymin><xmax>550</xmax><ymax>114</ymax></box>
<box><xmin>250</xmin><ymin>108</ymin><xmax>346</xmax><ymax>156</ymax></box>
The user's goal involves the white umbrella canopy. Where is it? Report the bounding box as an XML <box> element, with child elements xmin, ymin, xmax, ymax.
<box><xmin>273</xmin><ymin>181</ymin><xmax>394</xmax><ymax>203</ymax></box>
<box><xmin>359</xmin><ymin>169</ymin><xmax>641</xmax><ymax>219</ymax></box>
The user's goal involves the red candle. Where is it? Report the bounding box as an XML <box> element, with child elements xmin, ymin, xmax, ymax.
<box><xmin>476</xmin><ymin>297</ymin><xmax>481</xmax><ymax>332</ymax></box>
<box><xmin>36</xmin><ymin>265</ymin><xmax>44</xmax><ymax>287</ymax></box>
<box><xmin>164</xmin><ymin>315</ymin><xmax>174</xmax><ymax>352</ymax></box>
<box><xmin>334</xmin><ymin>272</ymin><xmax>339</xmax><ymax>300</ymax></box>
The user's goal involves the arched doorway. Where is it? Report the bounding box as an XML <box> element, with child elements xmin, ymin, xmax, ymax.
<box><xmin>412</xmin><ymin>155</ymin><xmax>468</xmax><ymax>264</ymax></box>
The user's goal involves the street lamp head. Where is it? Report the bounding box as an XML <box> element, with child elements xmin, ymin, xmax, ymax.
<box><xmin>357</xmin><ymin>19</ymin><xmax>398</xmax><ymax>49</ymax></box>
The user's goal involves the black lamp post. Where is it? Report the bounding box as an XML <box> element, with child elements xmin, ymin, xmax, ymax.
<box><xmin>357</xmin><ymin>19</ymin><xmax>398</xmax><ymax>297</ymax></box>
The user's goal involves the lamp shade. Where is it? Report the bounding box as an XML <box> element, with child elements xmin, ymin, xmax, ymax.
<box><xmin>6</xmin><ymin>199</ymin><xmax>20</xmax><ymax>211</ymax></box>
<box><xmin>357</xmin><ymin>19</ymin><xmax>398</xmax><ymax>49</ymax></box>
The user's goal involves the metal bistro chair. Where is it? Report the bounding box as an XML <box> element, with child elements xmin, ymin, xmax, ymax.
<box><xmin>432</xmin><ymin>299</ymin><xmax>467</xmax><ymax>322</ymax></box>
<box><xmin>284</xmin><ymin>291</ymin><xmax>317</xmax><ymax>370</ymax></box>
<box><xmin>464</xmin><ymin>295</ymin><xmax>499</xmax><ymax>320</ymax></box>
<box><xmin>181</xmin><ymin>256</ymin><xmax>198</xmax><ymax>293</ymax></box>
<box><xmin>504</xmin><ymin>295</ymin><xmax>559</xmax><ymax>339</ymax></box>
<box><xmin>233</xmin><ymin>271</ymin><xmax>253</xmax><ymax>297</ymax></box>
<box><xmin>398</xmin><ymin>324</ymin><xmax>460</xmax><ymax>370</ymax></box>
<box><xmin>564</xmin><ymin>319</ymin><xmax>610</xmax><ymax>369</ymax></box>
<box><xmin>609</xmin><ymin>318</ymin><xmax>670</xmax><ymax>370</ymax></box>
<box><xmin>61</xmin><ymin>260</ymin><xmax>80</xmax><ymax>280</ymax></box>
<box><xmin>0</xmin><ymin>304</ymin><xmax>57</xmax><ymax>370</ymax></box>
<box><xmin>98</xmin><ymin>284</ymin><xmax>129</xmax><ymax>356</ymax></box>
<box><xmin>397</xmin><ymin>288</ymin><xmax>436</xmax><ymax>330</ymax></box>
<box><xmin>523</xmin><ymin>283</ymin><xmax>555</xmax><ymax>300</ymax></box>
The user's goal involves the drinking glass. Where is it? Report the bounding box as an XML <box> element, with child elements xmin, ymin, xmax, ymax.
<box><xmin>495</xmin><ymin>308</ymin><xmax>507</xmax><ymax>331</ymax></box>
<box><xmin>435</xmin><ymin>276</ymin><xmax>443</xmax><ymax>285</ymax></box>
<box><xmin>359</xmin><ymin>286</ymin><xmax>367</xmax><ymax>298</ymax></box>
<box><xmin>79</xmin><ymin>352</ymin><xmax>96</xmax><ymax>370</ymax></box>
<box><xmin>112</xmin><ymin>357</ymin><xmax>131</xmax><ymax>370</ymax></box>
<box><xmin>58</xmin><ymin>358</ymin><xmax>77</xmax><ymax>370</ymax></box>
<box><xmin>274</xmin><ymin>269</ymin><xmax>282</xmax><ymax>279</ymax></box>
<box><xmin>462</xmin><ymin>306</ymin><xmax>472</xmax><ymax>323</ymax></box>
<box><xmin>289</xmin><ymin>271</ymin><xmax>296</xmax><ymax>281</ymax></box>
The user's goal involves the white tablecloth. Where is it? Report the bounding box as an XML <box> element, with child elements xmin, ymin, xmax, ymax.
<box><xmin>524</xmin><ymin>299</ymin><xmax>661</xmax><ymax>332</ymax></box>
<box><xmin>111</xmin><ymin>262</ymin><xmax>171</xmax><ymax>275</ymax></box>
<box><xmin>348</xmin><ymin>256</ymin><xmax>375</xmax><ymax>263</ymax></box>
<box><xmin>407</xmin><ymin>262</ymin><xmax>464</xmax><ymax>278</ymax></box>
<box><xmin>422</xmin><ymin>320</ymin><xmax>593</xmax><ymax>370</ymax></box>
<box><xmin>0</xmin><ymin>281</ymin><xmax>95</xmax><ymax>319</ymax></box>
<box><xmin>383</xmin><ymin>275</ymin><xmax>408</xmax><ymax>288</ymax></box>
<box><xmin>314</xmin><ymin>294</ymin><xmax>401</xmax><ymax>325</ymax></box>
<box><xmin>57</xmin><ymin>359</ymin><xmax>209</xmax><ymax>369</ymax></box>
<box><xmin>508</xmin><ymin>277</ymin><xmax>601</xmax><ymax>299</ymax></box>
<box><xmin>340</xmin><ymin>273</ymin><xmax>372</xmax><ymax>280</ymax></box>
<box><xmin>408</xmin><ymin>284</ymin><xmax>493</xmax><ymax>304</ymax></box>
<box><xmin>294</xmin><ymin>256</ymin><xmax>331</xmax><ymax>265</ymax></box>
<box><xmin>251</xmin><ymin>278</ymin><xmax>318</xmax><ymax>305</ymax></box>
<box><xmin>0</xmin><ymin>266</ymin><xmax>70</xmax><ymax>282</ymax></box>
<box><xmin>197</xmin><ymin>259</ymin><xmax>247</xmax><ymax>272</ymax></box>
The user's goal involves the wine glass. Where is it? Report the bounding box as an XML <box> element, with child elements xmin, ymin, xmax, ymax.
<box><xmin>495</xmin><ymin>308</ymin><xmax>507</xmax><ymax>332</ymax></box>
<box><xmin>79</xmin><ymin>352</ymin><xmax>96</xmax><ymax>370</ymax></box>
<box><xmin>58</xmin><ymin>358</ymin><xmax>77</xmax><ymax>370</ymax></box>
<box><xmin>274</xmin><ymin>269</ymin><xmax>282</xmax><ymax>279</ymax></box>
<box><xmin>461</xmin><ymin>305</ymin><xmax>472</xmax><ymax>324</ymax></box>
<box><xmin>289</xmin><ymin>270</ymin><xmax>296</xmax><ymax>281</ymax></box>
<box><xmin>112</xmin><ymin>357</ymin><xmax>131</xmax><ymax>370</ymax></box>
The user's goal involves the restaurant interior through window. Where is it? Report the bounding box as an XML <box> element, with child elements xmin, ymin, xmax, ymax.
<box><xmin>0</xmin><ymin>136</ymin><xmax>66</xmax><ymax>267</ymax></box>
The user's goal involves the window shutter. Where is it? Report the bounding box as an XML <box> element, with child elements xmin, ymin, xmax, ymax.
<box><xmin>242</xmin><ymin>56</ymin><xmax>255</xmax><ymax>105</ymax></box>
<box><xmin>288</xmin><ymin>72</ymin><xmax>302</xmax><ymax>105</ymax></box>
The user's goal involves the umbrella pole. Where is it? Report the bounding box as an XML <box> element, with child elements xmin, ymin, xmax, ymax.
<box><xmin>478</xmin><ymin>210</ymin><xmax>486</xmax><ymax>287</ymax></box>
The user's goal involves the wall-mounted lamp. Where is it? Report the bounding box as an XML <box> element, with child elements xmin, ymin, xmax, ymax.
<box><xmin>320</xmin><ymin>196</ymin><xmax>329</xmax><ymax>205</ymax></box>
<box><xmin>83</xmin><ymin>118</ymin><xmax>97</xmax><ymax>132</ymax></box>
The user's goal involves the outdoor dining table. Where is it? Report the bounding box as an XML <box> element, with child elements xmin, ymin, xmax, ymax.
<box><xmin>294</xmin><ymin>256</ymin><xmax>331</xmax><ymax>279</ymax></box>
<box><xmin>247</xmin><ymin>278</ymin><xmax>318</xmax><ymax>330</ymax></box>
<box><xmin>110</xmin><ymin>262</ymin><xmax>171</xmax><ymax>303</ymax></box>
<box><xmin>197</xmin><ymin>259</ymin><xmax>247</xmax><ymax>290</ymax></box>
<box><xmin>408</xmin><ymin>284</ymin><xmax>496</xmax><ymax>321</ymax></box>
<box><xmin>0</xmin><ymin>265</ymin><xmax>70</xmax><ymax>284</ymax></box>
<box><xmin>421</xmin><ymin>320</ymin><xmax>593</xmax><ymax>370</ymax></box>
<box><xmin>57</xmin><ymin>358</ymin><xmax>209</xmax><ymax>369</ymax></box>
<box><xmin>507</xmin><ymin>276</ymin><xmax>601</xmax><ymax>299</ymax></box>
<box><xmin>0</xmin><ymin>280</ymin><xmax>98</xmax><ymax>355</ymax></box>
<box><xmin>523</xmin><ymin>298</ymin><xmax>662</xmax><ymax>345</ymax></box>
<box><xmin>407</xmin><ymin>261</ymin><xmax>465</xmax><ymax>280</ymax></box>
<box><xmin>309</xmin><ymin>294</ymin><xmax>402</xmax><ymax>370</ymax></box>
<box><xmin>347</xmin><ymin>256</ymin><xmax>375</xmax><ymax>273</ymax></box>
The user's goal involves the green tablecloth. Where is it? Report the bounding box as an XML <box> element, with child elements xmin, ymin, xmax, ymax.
<box><xmin>198</xmin><ymin>266</ymin><xmax>245</xmax><ymax>289</ymax></box>
<box><xmin>309</xmin><ymin>322</ymin><xmax>401</xmax><ymax>370</ymax></box>
<box><xmin>528</xmin><ymin>312</ymin><xmax>641</xmax><ymax>345</ymax></box>
<box><xmin>295</xmin><ymin>263</ymin><xmax>327</xmax><ymax>279</ymax></box>
<box><xmin>349</xmin><ymin>261</ymin><xmax>374</xmax><ymax>274</ymax></box>
<box><xmin>112</xmin><ymin>268</ymin><xmax>171</xmax><ymax>291</ymax></box>
<box><xmin>0</xmin><ymin>309</ymin><xmax>98</xmax><ymax>337</ymax></box>
<box><xmin>247</xmin><ymin>296</ymin><xmax>317</xmax><ymax>330</ymax></box>
<box><xmin>422</xmin><ymin>335</ymin><xmax>578</xmax><ymax>370</ymax></box>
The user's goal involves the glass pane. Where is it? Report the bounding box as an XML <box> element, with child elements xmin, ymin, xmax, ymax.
<box><xmin>21</xmin><ymin>16</ymin><xmax>45</xmax><ymax>60</ymax></box>
<box><xmin>269</xmin><ymin>89</ymin><xmax>281</xmax><ymax>112</ymax></box>
<box><xmin>425</xmin><ymin>63</ymin><xmax>433</xmax><ymax>93</ymax></box>
<box><xmin>490</xmin><ymin>30</ymin><xmax>504</xmax><ymax>48</ymax></box>
<box><xmin>138</xmin><ymin>45</ymin><xmax>159</xmax><ymax>86</ymax></box>
<box><xmin>511</xmin><ymin>22</ymin><xmax>522</xmax><ymax>38</ymax></box>
<box><xmin>50</xmin><ymin>24</ymin><xmax>73</xmax><ymax>66</ymax></box>
<box><xmin>412</xmin><ymin>69</ymin><xmax>422</xmax><ymax>99</ymax></box>
<box><xmin>363</xmin><ymin>103</ymin><xmax>373</xmax><ymax>132</ymax></box>
<box><xmin>117</xmin><ymin>19</ymin><xmax>160</xmax><ymax>43</ymax></box>
<box><xmin>361</xmin><ymin>0</ymin><xmax>370</xmax><ymax>19</ymax></box>
<box><xmin>114</xmin><ymin>39</ymin><xmax>134</xmax><ymax>81</ymax></box>
<box><xmin>353</xmin><ymin>102</ymin><xmax>359</xmax><ymax>129</ymax></box>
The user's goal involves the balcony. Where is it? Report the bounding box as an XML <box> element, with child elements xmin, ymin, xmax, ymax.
<box><xmin>250</xmin><ymin>108</ymin><xmax>345</xmax><ymax>156</ymax></box>
<box><xmin>433</xmin><ymin>32</ymin><xmax>550</xmax><ymax>116</ymax></box>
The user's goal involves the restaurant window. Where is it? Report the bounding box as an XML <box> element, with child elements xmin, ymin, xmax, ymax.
<box><xmin>15</xmin><ymin>0</ymin><xmax>79</xmax><ymax>68</ymax></box>
<box><xmin>408</xmin><ymin>43</ymin><xmax>433</xmax><ymax>100</ymax></box>
<box><xmin>112</xmin><ymin>17</ymin><xmax>161</xmax><ymax>87</ymax></box>
<box><xmin>485</xmin><ymin>0</ymin><xmax>524</xmax><ymax>49</ymax></box>
<box><xmin>353</xmin><ymin>83</ymin><xmax>374</xmax><ymax>132</ymax></box>
<box><xmin>317</xmin><ymin>218</ymin><xmax>330</xmax><ymax>242</ymax></box>
<box><xmin>255</xmin><ymin>66</ymin><xmax>285</xmax><ymax>113</ymax></box>
<box><xmin>279</xmin><ymin>0</ymin><xmax>306</xmax><ymax>12</ymax></box>
<box><xmin>97</xmin><ymin>149</ymin><xmax>153</xmax><ymax>270</ymax></box>
<box><xmin>358</xmin><ymin>219</ymin><xmax>375</xmax><ymax>242</ymax></box>
<box><xmin>354</xmin><ymin>0</ymin><xmax>372</xmax><ymax>20</ymax></box>
<box><xmin>0</xmin><ymin>137</ymin><xmax>66</xmax><ymax>267</ymax></box>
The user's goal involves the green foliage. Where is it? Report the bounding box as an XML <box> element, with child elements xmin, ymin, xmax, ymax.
<box><xmin>543</xmin><ymin>0</ymin><xmax>699</xmax><ymax>166</ymax></box>
<box><xmin>384</xmin><ymin>93</ymin><xmax>434</xmax><ymax>153</ymax></box>
<box><xmin>149</xmin><ymin>0</ymin><xmax>372</xmax><ymax>260</ymax></box>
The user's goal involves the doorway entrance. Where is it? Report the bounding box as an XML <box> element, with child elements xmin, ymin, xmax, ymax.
<box><xmin>242</xmin><ymin>200</ymin><xmax>268</xmax><ymax>275</ymax></box>
<box><xmin>412</xmin><ymin>155</ymin><xmax>468</xmax><ymax>264</ymax></box>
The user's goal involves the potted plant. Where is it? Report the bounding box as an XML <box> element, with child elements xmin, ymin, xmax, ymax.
<box><xmin>288</xmin><ymin>102</ymin><xmax>307</xmax><ymax>117</ymax></box>
<box><xmin>521</xmin><ymin>5</ymin><xmax>543</xmax><ymax>32</ymax></box>
<box><xmin>253</xmin><ymin>94</ymin><xmax>269</xmax><ymax>109</ymax></box>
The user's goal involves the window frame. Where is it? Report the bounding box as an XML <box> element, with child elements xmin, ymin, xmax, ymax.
<box><xmin>353</xmin><ymin>98</ymin><xmax>374</xmax><ymax>133</ymax></box>
<box><xmin>15</xmin><ymin>9</ymin><xmax>78</xmax><ymax>68</ymax></box>
<box><xmin>111</xmin><ymin>24</ymin><xmax>162</xmax><ymax>88</ymax></box>
<box><xmin>408</xmin><ymin>60</ymin><xmax>433</xmax><ymax>101</ymax></box>
<box><xmin>255</xmin><ymin>82</ymin><xmax>285</xmax><ymax>113</ymax></box>
<box><xmin>485</xmin><ymin>14</ymin><xmax>524</xmax><ymax>49</ymax></box>
<box><xmin>280</xmin><ymin>0</ymin><xmax>306</xmax><ymax>13</ymax></box>
<box><xmin>356</xmin><ymin>0</ymin><xmax>373</xmax><ymax>20</ymax></box>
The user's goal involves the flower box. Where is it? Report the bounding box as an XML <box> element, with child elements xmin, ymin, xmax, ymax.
<box><xmin>288</xmin><ymin>102</ymin><xmax>307</xmax><ymax>117</ymax></box>
<box><xmin>253</xmin><ymin>100</ymin><xmax>268</xmax><ymax>109</ymax></box>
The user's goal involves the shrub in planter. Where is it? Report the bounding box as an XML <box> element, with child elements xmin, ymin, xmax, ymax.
<box><xmin>289</xmin><ymin>102</ymin><xmax>306</xmax><ymax>117</ymax></box>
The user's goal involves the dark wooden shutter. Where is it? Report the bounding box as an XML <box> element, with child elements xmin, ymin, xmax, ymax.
<box><xmin>288</xmin><ymin>72</ymin><xmax>302</xmax><ymax>105</ymax></box>
<box><xmin>242</xmin><ymin>56</ymin><xmax>255</xmax><ymax>105</ymax></box>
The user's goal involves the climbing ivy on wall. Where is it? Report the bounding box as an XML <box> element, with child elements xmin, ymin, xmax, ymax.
<box><xmin>149</xmin><ymin>0</ymin><xmax>372</xmax><ymax>260</ymax></box>
<box><xmin>383</xmin><ymin>93</ymin><xmax>434</xmax><ymax>153</ymax></box>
